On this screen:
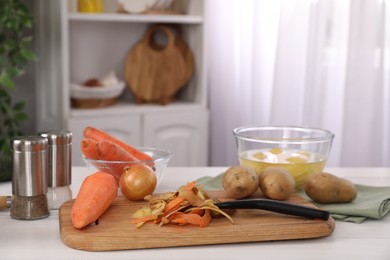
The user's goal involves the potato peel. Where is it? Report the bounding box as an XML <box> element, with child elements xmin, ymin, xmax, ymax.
<box><xmin>131</xmin><ymin>181</ymin><xmax>235</xmax><ymax>228</ymax></box>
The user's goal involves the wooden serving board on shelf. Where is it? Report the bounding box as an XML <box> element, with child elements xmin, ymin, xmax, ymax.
<box><xmin>124</xmin><ymin>24</ymin><xmax>193</xmax><ymax>105</ymax></box>
<box><xmin>59</xmin><ymin>191</ymin><xmax>335</xmax><ymax>252</ymax></box>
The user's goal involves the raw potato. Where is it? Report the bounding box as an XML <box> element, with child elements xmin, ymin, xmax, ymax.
<box><xmin>259</xmin><ymin>167</ymin><xmax>295</xmax><ymax>200</ymax></box>
<box><xmin>222</xmin><ymin>166</ymin><xmax>259</xmax><ymax>199</ymax></box>
<box><xmin>304</xmin><ymin>172</ymin><xmax>357</xmax><ymax>204</ymax></box>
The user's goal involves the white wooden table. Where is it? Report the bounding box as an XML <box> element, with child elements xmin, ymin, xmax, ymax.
<box><xmin>1</xmin><ymin>167</ymin><xmax>389</xmax><ymax>260</ymax></box>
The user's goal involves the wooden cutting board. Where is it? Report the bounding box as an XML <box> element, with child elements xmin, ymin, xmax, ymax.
<box><xmin>171</xmin><ymin>25</ymin><xmax>194</xmax><ymax>87</ymax></box>
<box><xmin>124</xmin><ymin>24</ymin><xmax>191</xmax><ymax>105</ymax></box>
<box><xmin>59</xmin><ymin>191</ymin><xmax>335</xmax><ymax>251</ymax></box>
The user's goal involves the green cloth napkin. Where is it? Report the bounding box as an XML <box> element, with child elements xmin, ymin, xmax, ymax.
<box><xmin>196</xmin><ymin>173</ymin><xmax>390</xmax><ymax>224</ymax></box>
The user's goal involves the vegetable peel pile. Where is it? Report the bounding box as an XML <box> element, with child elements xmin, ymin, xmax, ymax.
<box><xmin>131</xmin><ymin>181</ymin><xmax>235</xmax><ymax>228</ymax></box>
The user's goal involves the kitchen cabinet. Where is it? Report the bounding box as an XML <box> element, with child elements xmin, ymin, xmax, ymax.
<box><xmin>143</xmin><ymin>108</ymin><xmax>209</xmax><ymax>166</ymax></box>
<box><xmin>69</xmin><ymin>105</ymin><xmax>208</xmax><ymax>166</ymax></box>
<box><xmin>35</xmin><ymin>0</ymin><xmax>208</xmax><ymax>166</ymax></box>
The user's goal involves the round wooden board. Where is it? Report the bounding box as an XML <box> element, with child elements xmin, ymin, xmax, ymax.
<box><xmin>124</xmin><ymin>25</ymin><xmax>193</xmax><ymax>104</ymax></box>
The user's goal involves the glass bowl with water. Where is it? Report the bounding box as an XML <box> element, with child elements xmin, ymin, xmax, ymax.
<box><xmin>233</xmin><ymin>126</ymin><xmax>334</xmax><ymax>190</ymax></box>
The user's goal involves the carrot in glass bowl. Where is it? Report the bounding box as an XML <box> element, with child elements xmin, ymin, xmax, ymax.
<box><xmin>80</xmin><ymin>138</ymin><xmax>99</xmax><ymax>160</ymax></box>
<box><xmin>83</xmin><ymin>126</ymin><xmax>153</xmax><ymax>161</ymax></box>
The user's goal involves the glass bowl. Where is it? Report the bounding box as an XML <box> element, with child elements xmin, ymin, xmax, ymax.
<box><xmin>233</xmin><ymin>126</ymin><xmax>334</xmax><ymax>190</ymax></box>
<box><xmin>82</xmin><ymin>147</ymin><xmax>173</xmax><ymax>187</ymax></box>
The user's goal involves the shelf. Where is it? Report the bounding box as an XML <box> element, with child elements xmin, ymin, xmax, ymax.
<box><xmin>70</xmin><ymin>101</ymin><xmax>206</xmax><ymax>118</ymax></box>
<box><xmin>36</xmin><ymin>0</ymin><xmax>208</xmax><ymax>166</ymax></box>
<box><xmin>68</xmin><ymin>13</ymin><xmax>203</xmax><ymax>24</ymax></box>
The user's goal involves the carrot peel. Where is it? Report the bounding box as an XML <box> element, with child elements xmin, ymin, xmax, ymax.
<box><xmin>171</xmin><ymin>209</ymin><xmax>211</xmax><ymax>228</ymax></box>
<box><xmin>131</xmin><ymin>181</ymin><xmax>235</xmax><ymax>228</ymax></box>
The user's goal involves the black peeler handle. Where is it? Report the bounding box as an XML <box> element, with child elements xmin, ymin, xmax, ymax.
<box><xmin>215</xmin><ymin>199</ymin><xmax>330</xmax><ymax>220</ymax></box>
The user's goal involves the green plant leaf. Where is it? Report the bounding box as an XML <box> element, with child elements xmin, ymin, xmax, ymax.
<box><xmin>6</xmin><ymin>67</ymin><xmax>23</xmax><ymax>78</ymax></box>
<box><xmin>20</xmin><ymin>36</ymin><xmax>32</xmax><ymax>47</ymax></box>
<box><xmin>13</xmin><ymin>101</ymin><xmax>25</xmax><ymax>111</ymax></box>
<box><xmin>0</xmin><ymin>0</ymin><xmax>35</xmax><ymax>153</ymax></box>
<box><xmin>14</xmin><ymin>112</ymin><xmax>28</xmax><ymax>121</ymax></box>
<box><xmin>20</xmin><ymin>48</ymin><xmax>36</xmax><ymax>61</ymax></box>
<box><xmin>0</xmin><ymin>86</ymin><xmax>10</xmax><ymax>96</ymax></box>
<box><xmin>0</xmin><ymin>46</ymin><xmax>5</xmax><ymax>55</ymax></box>
<box><xmin>0</xmin><ymin>70</ymin><xmax>15</xmax><ymax>89</ymax></box>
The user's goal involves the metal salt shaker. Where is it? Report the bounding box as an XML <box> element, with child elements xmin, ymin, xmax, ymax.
<box><xmin>39</xmin><ymin>131</ymin><xmax>72</xmax><ymax>210</ymax></box>
<box><xmin>11</xmin><ymin>136</ymin><xmax>50</xmax><ymax>220</ymax></box>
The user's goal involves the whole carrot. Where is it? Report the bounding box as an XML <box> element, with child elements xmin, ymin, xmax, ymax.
<box><xmin>71</xmin><ymin>171</ymin><xmax>118</xmax><ymax>229</ymax></box>
<box><xmin>80</xmin><ymin>138</ymin><xmax>99</xmax><ymax>160</ymax></box>
<box><xmin>83</xmin><ymin>126</ymin><xmax>153</xmax><ymax>162</ymax></box>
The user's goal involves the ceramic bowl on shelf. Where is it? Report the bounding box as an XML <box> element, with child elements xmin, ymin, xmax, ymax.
<box><xmin>70</xmin><ymin>81</ymin><xmax>126</xmax><ymax>109</ymax></box>
<box><xmin>233</xmin><ymin>126</ymin><xmax>334</xmax><ymax>190</ymax></box>
<box><xmin>82</xmin><ymin>147</ymin><xmax>173</xmax><ymax>187</ymax></box>
<box><xmin>118</xmin><ymin>0</ymin><xmax>175</xmax><ymax>14</ymax></box>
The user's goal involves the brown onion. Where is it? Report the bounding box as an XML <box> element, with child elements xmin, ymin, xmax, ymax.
<box><xmin>120</xmin><ymin>164</ymin><xmax>157</xmax><ymax>201</ymax></box>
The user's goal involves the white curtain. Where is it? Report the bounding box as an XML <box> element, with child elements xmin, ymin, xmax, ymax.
<box><xmin>206</xmin><ymin>0</ymin><xmax>390</xmax><ymax>167</ymax></box>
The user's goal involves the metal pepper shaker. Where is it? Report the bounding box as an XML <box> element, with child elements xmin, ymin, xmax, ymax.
<box><xmin>11</xmin><ymin>136</ymin><xmax>50</xmax><ymax>220</ymax></box>
<box><xmin>39</xmin><ymin>131</ymin><xmax>72</xmax><ymax>210</ymax></box>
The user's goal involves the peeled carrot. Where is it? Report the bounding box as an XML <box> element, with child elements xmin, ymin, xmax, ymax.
<box><xmin>83</xmin><ymin>127</ymin><xmax>153</xmax><ymax>161</ymax></box>
<box><xmin>97</xmin><ymin>140</ymin><xmax>137</xmax><ymax>162</ymax></box>
<box><xmin>80</xmin><ymin>138</ymin><xmax>99</xmax><ymax>160</ymax></box>
<box><xmin>81</xmin><ymin>138</ymin><xmax>104</xmax><ymax>174</ymax></box>
<box><xmin>97</xmin><ymin>140</ymin><xmax>138</xmax><ymax>179</ymax></box>
<box><xmin>71</xmin><ymin>171</ymin><xmax>118</xmax><ymax>229</ymax></box>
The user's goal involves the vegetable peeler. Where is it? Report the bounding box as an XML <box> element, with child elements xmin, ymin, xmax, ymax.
<box><xmin>215</xmin><ymin>199</ymin><xmax>330</xmax><ymax>220</ymax></box>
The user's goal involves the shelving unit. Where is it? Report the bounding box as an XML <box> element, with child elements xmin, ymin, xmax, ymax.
<box><xmin>68</xmin><ymin>13</ymin><xmax>203</xmax><ymax>23</ymax></box>
<box><xmin>35</xmin><ymin>0</ymin><xmax>208</xmax><ymax>167</ymax></box>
